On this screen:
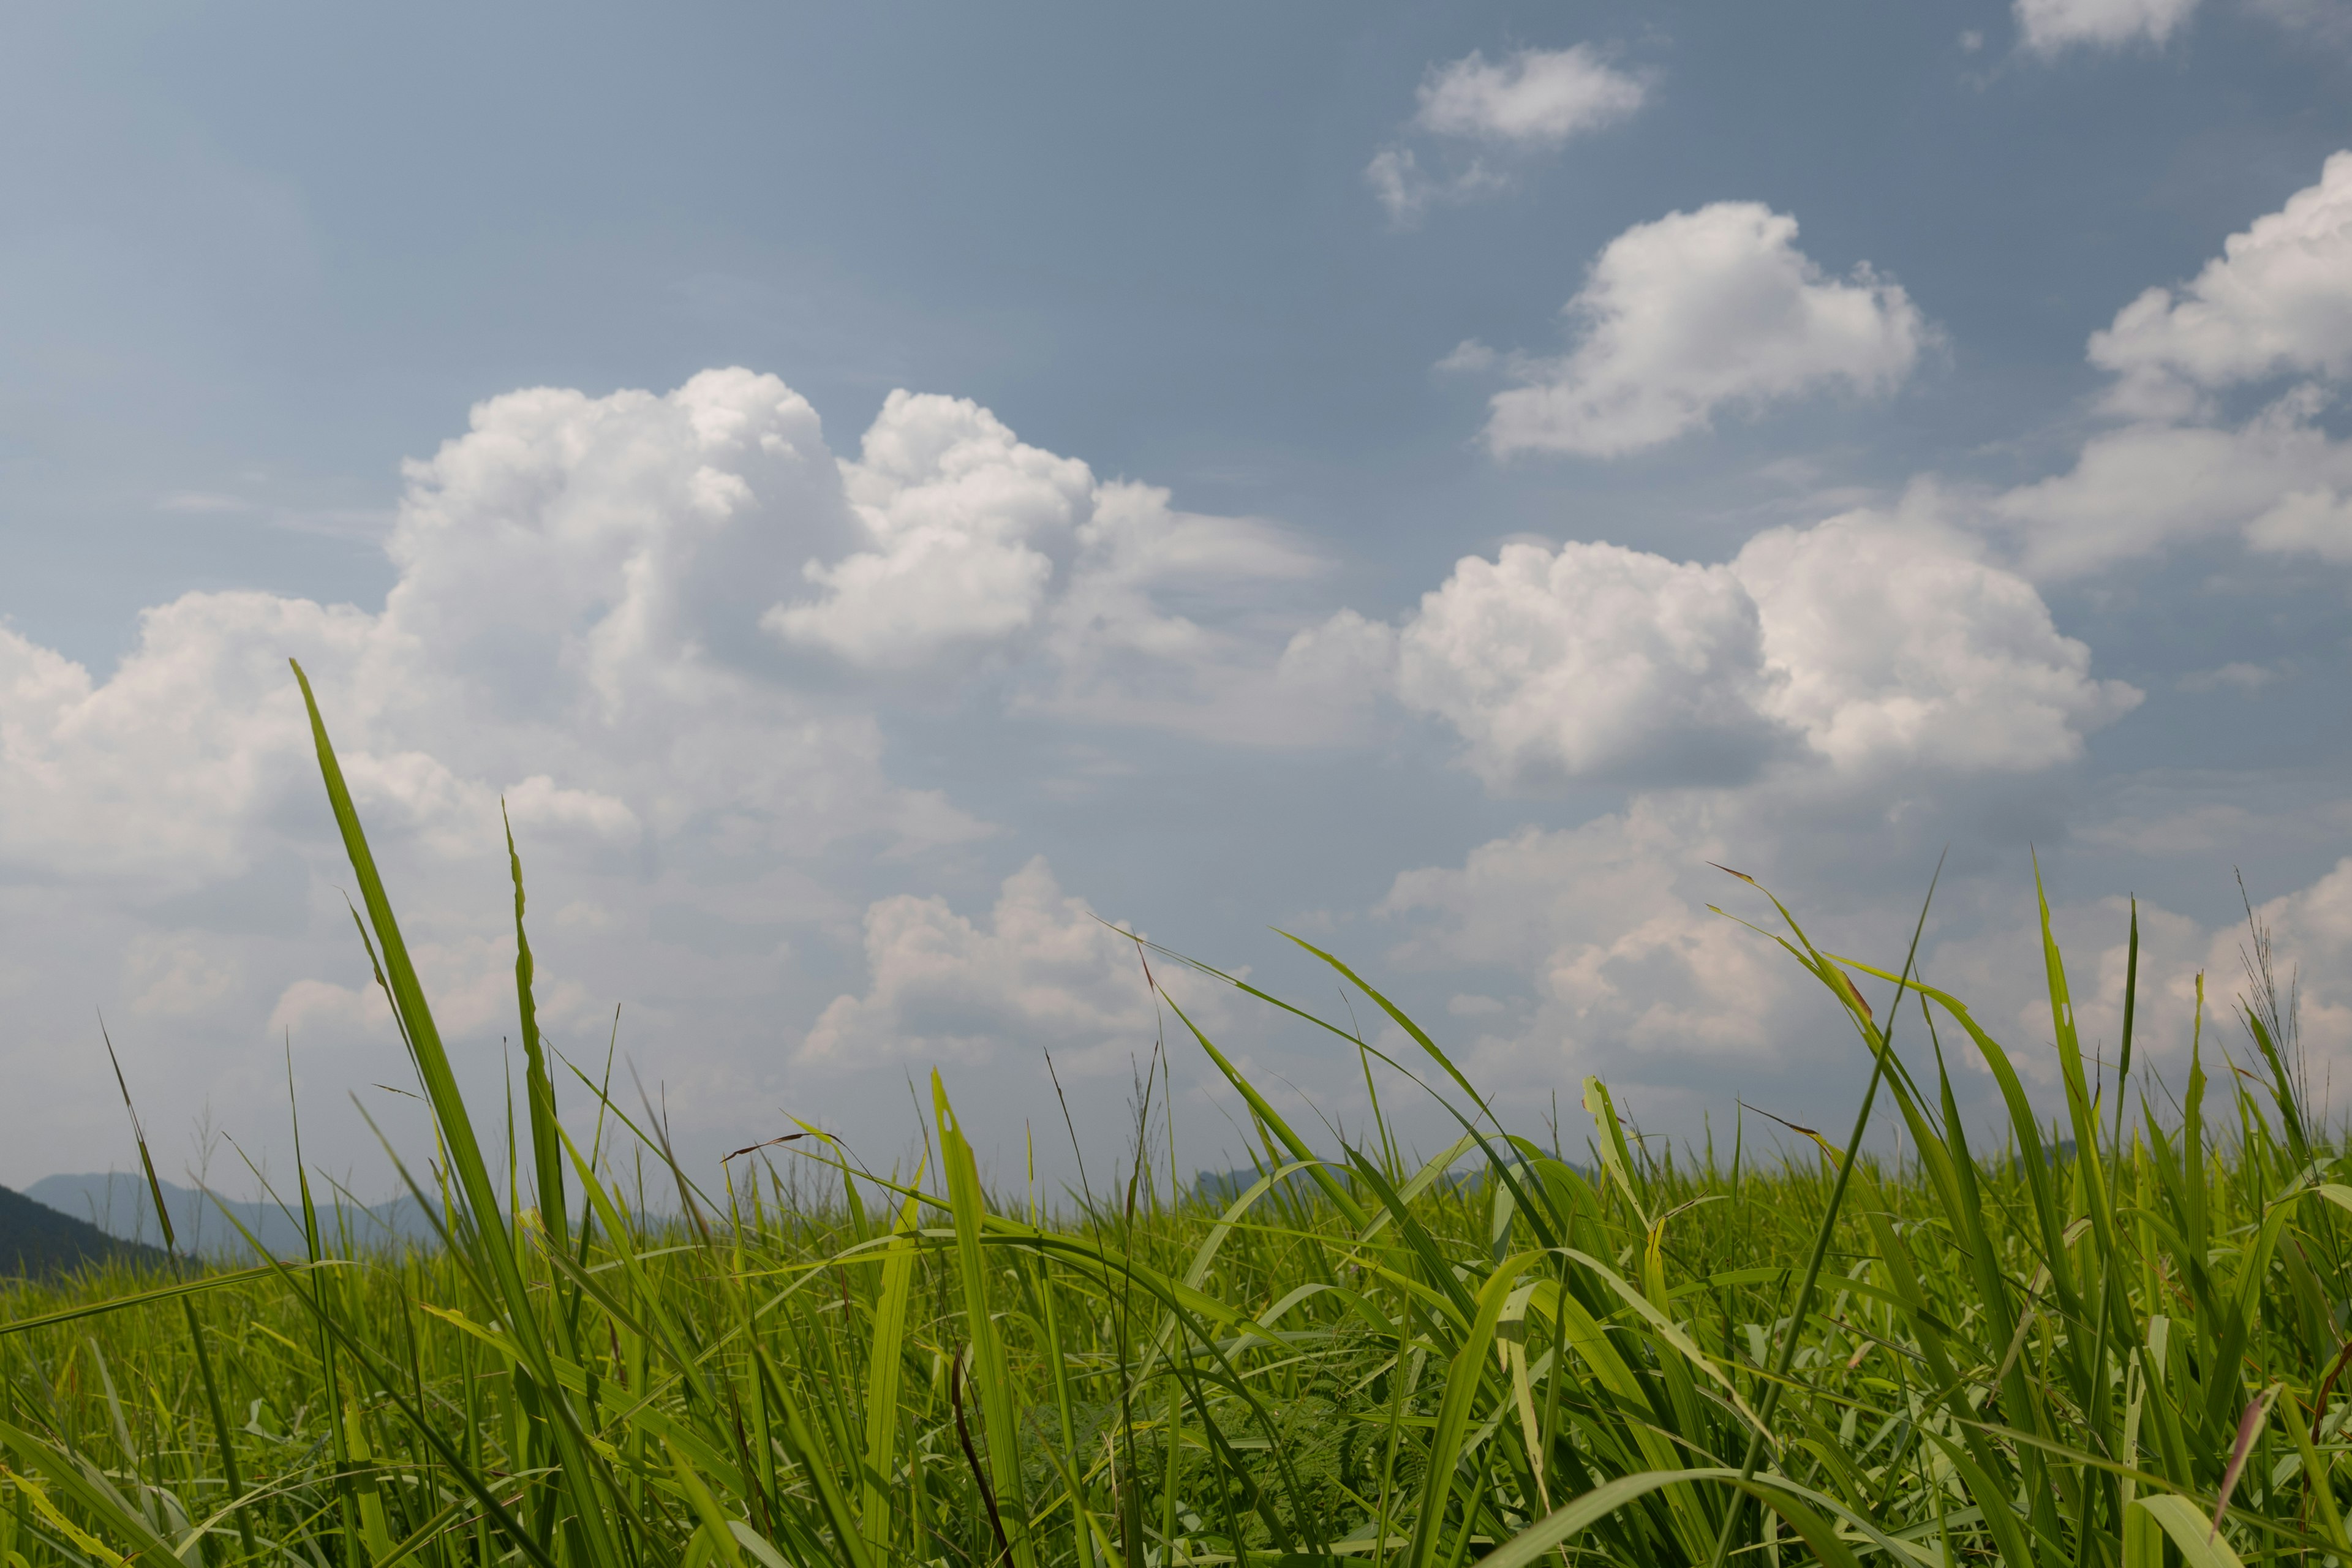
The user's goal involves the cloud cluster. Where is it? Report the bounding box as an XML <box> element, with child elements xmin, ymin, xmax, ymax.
<box><xmin>0</xmin><ymin>369</ymin><xmax>1359</xmax><ymax>1184</ymax></box>
<box><xmin>1349</xmin><ymin>512</ymin><xmax>2136</xmax><ymax>791</ymax></box>
<box><xmin>771</xmin><ymin>389</ymin><xmax>1335</xmax><ymax>738</ymax></box>
<box><xmin>1988</xmin><ymin>154</ymin><xmax>2352</xmax><ymax>577</ymax></box>
<box><xmin>1390</xmin><ymin>541</ymin><xmax>1775</xmax><ymax>788</ymax></box>
<box><xmin>1733</xmin><ymin>514</ymin><xmax>2142</xmax><ymax>772</ymax></box>
<box><xmin>2089</xmin><ymin>151</ymin><xmax>2352</xmax><ymax>418</ymax></box>
<box><xmin>1481</xmin><ymin>203</ymin><xmax>1929</xmax><ymax>456</ymax></box>
<box><xmin>0</xmin><ymin>369</ymin><xmax>1347</xmax><ymax>907</ymax></box>
<box><xmin>0</xmin><ymin>372</ymin><xmax>982</xmax><ymax>895</ymax></box>
<box><xmin>1366</xmin><ymin>45</ymin><xmax>1646</xmax><ymax>225</ymax></box>
<box><xmin>1357</xmin><ymin>156</ymin><xmax>2352</xmax><ymax>1112</ymax></box>
<box><xmin>18</xmin><ymin>141</ymin><xmax>2352</xmax><ymax>1186</ymax></box>
<box><xmin>1994</xmin><ymin>387</ymin><xmax>2352</xmax><ymax>575</ymax></box>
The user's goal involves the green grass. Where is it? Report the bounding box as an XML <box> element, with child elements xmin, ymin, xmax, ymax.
<box><xmin>2</xmin><ymin>662</ymin><xmax>2346</xmax><ymax>1568</ymax></box>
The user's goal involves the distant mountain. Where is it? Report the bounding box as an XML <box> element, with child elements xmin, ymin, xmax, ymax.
<box><xmin>1</xmin><ymin>1183</ymin><xmax>166</xmax><ymax>1276</ymax></box>
<box><xmin>26</xmin><ymin>1172</ymin><xmax>440</xmax><ymax>1261</ymax></box>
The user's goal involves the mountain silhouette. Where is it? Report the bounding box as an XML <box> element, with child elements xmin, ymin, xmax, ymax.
<box><xmin>0</xmin><ymin>1183</ymin><xmax>167</xmax><ymax>1275</ymax></box>
<box><xmin>26</xmin><ymin>1172</ymin><xmax>439</xmax><ymax>1260</ymax></box>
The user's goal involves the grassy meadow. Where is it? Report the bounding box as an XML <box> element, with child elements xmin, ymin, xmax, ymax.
<box><xmin>3</xmin><ymin>662</ymin><xmax>2348</xmax><ymax>1568</ymax></box>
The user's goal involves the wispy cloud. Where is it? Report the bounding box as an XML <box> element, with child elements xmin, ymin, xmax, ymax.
<box><xmin>1366</xmin><ymin>45</ymin><xmax>1648</xmax><ymax>226</ymax></box>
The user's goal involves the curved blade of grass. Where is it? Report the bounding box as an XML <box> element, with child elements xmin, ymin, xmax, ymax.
<box><xmin>860</xmin><ymin>1176</ymin><xmax>924</xmax><ymax>1554</ymax></box>
<box><xmin>933</xmin><ymin>1070</ymin><xmax>1036</xmax><ymax>1568</ymax></box>
<box><xmin>1705</xmin><ymin>853</ymin><xmax>1940</xmax><ymax>1568</ymax></box>
<box><xmin>289</xmin><ymin>658</ymin><xmax>625</xmax><ymax>1568</ymax></box>
<box><xmin>0</xmin><ymin>1265</ymin><xmax>298</xmax><ymax>1338</ymax></box>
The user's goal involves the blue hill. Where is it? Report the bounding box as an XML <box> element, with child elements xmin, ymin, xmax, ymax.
<box><xmin>26</xmin><ymin>1172</ymin><xmax>439</xmax><ymax>1260</ymax></box>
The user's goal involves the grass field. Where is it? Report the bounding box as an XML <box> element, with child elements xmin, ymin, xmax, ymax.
<box><xmin>2</xmin><ymin>662</ymin><xmax>2346</xmax><ymax>1568</ymax></box>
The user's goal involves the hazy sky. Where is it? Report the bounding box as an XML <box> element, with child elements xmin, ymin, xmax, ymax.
<box><xmin>5</xmin><ymin>0</ymin><xmax>2351</xmax><ymax>1197</ymax></box>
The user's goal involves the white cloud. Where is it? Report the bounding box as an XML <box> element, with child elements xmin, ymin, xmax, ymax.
<box><xmin>2089</xmin><ymin>151</ymin><xmax>2352</xmax><ymax>416</ymax></box>
<box><xmin>1482</xmin><ymin>203</ymin><xmax>1929</xmax><ymax>457</ymax></box>
<box><xmin>6</xmin><ymin>361</ymin><xmax>1399</xmax><ymax>1186</ymax></box>
<box><xmin>0</xmin><ymin>592</ymin><xmax>375</xmax><ymax>882</ymax></box>
<box><xmin>1395</xmin><ymin>541</ymin><xmax>1777</xmax><ymax>789</ymax></box>
<box><xmin>0</xmin><ymin>370</ymin><xmax>1030</xmax><ymax>1183</ymax></box>
<box><xmin>2247</xmin><ymin>486</ymin><xmax>2352</xmax><ymax>561</ymax></box>
<box><xmin>1365</xmin><ymin>149</ymin><xmax>1447</xmax><ymax>227</ymax></box>
<box><xmin>1273</xmin><ymin>608</ymin><xmax>1400</xmax><ymax>710</ymax></box>
<box><xmin>1978</xmin><ymin>156</ymin><xmax>2352</xmax><ymax>578</ymax></box>
<box><xmin>800</xmin><ymin>857</ymin><xmax>1164</xmax><ymax>1070</ymax></box>
<box><xmin>1366</xmin><ymin>45</ymin><xmax>1645</xmax><ymax>224</ymax></box>
<box><xmin>1382</xmin><ymin>513</ymin><xmax>2135</xmax><ymax>791</ymax></box>
<box><xmin>1027</xmin><ymin>480</ymin><xmax>1339</xmax><ymax>734</ymax></box>
<box><xmin>2015</xmin><ymin>0</ymin><xmax>2200</xmax><ymax>53</ymax></box>
<box><xmin>4</xmin><ymin>367</ymin><xmax>1350</xmax><ymax>920</ymax></box>
<box><xmin>768</xmin><ymin>391</ymin><xmax>1087</xmax><ymax>666</ymax></box>
<box><xmin>767</xmin><ymin>391</ymin><xmax>1341</xmax><ymax>741</ymax></box>
<box><xmin>501</xmin><ymin>774</ymin><xmax>641</xmax><ymax>842</ymax></box>
<box><xmin>1412</xmin><ymin>46</ymin><xmax>1647</xmax><ymax>146</ymax></box>
<box><xmin>1993</xmin><ymin>382</ymin><xmax>2352</xmax><ymax>579</ymax></box>
<box><xmin>1734</xmin><ymin>513</ymin><xmax>2141</xmax><ymax>774</ymax></box>
<box><xmin>1300</xmin><ymin>503</ymin><xmax>2138</xmax><ymax>1103</ymax></box>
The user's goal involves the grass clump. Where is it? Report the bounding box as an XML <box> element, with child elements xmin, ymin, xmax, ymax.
<box><xmin>2</xmin><ymin>661</ymin><xmax>2348</xmax><ymax>1568</ymax></box>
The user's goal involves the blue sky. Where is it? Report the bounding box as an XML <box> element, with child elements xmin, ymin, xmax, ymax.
<box><xmin>4</xmin><ymin>1</ymin><xmax>2351</xmax><ymax>1194</ymax></box>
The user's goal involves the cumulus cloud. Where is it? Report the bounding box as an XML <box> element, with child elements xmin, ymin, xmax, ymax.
<box><xmin>1377</xmin><ymin>512</ymin><xmax>2135</xmax><ymax>791</ymax></box>
<box><xmin>800</xmin><ymin>857</ymin><xmax>1163</xmax><ymax>1070</ymax></box>
<box><xmin>768</xmin><ymin>391</ymin><xmax>1087</xmax><ymax>666</ymax></box>
<box><xmin>0</xmin><ymin>593</ymin><xmax>373</xmax><ymax>881</ymax></box>
<box><xmin>1986</xmin><ymin>156</ymin><xmax>2352</xmax><ymax>577</ymax></box>
<box><xmin>771</xmin><ymin>391</ymin><xmax>1339</xmax><ymax>741</ymax></box>
<box><xmin>1482</xmin><ymin>203</ymin><xmax>1929</xmax><ymax>457</ymax></box>
<box><xmin>1993</xmin><ymin>387</ymin><xmax>2352</xmax><ymax>575</ymax></box>
<box><xmin>1394</xmin><ymin>541</ymin><xmax>1777</xmax><ymax>788</ymax></box>
<box><xmin>1366</xmin><ymin>45</ymin><xmax>1646</xmax><ymax>224</ymax></box>
<box><xmin>1413</xmin><ymin>46</ymin><xmax>1647</xmax><ymax>145</ymax></box>
<box><xmin>1734</xmin><ymin>514</ymin><xmax>2141</xmax><ymax>773</ymax></box>
<box><xmin>0</xmin><ymin>369</ymin><xmax>1028</xmax><ymax>1188</ymax></box>
<box><xmin>2015</xmin><ymin>0</ymin><xmax>2200</xmax><ymax>53</ymax></box>
<box><xmin>2089</xmin><ymin>151</ymin><xmax>2352</xmax><ymax>417</ymax></box>
<box><xmin>0</xmin><ymin>367</ymin><xmax>1332</xmax><ymax>913</ymax></box>
<box><xmin>2</xmin><ymin>363</ymin><xmax>1378</xmax><ymax>1183</ymax></box>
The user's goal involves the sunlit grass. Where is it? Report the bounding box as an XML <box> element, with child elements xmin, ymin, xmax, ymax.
<box><xmin>1</xmin><ymin>662</ymin><xmax>2343</xmax><ymax>1568</ymax></box>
